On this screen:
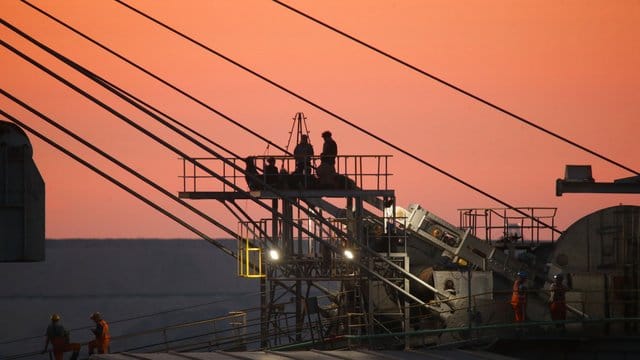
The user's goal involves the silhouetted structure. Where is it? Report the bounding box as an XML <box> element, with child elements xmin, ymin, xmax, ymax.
<box><xmin>0</xmin><ymin>120</ymin><xmax>45</xmax><ymax>262</ymax></box>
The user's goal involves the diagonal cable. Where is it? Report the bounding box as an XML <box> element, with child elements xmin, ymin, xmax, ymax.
<box><xmin>0</xmin><ymin>20</ymin><xmax>353</xmax><ymax>254</ymax></box>
<box><xmin>272</xmin><ymin>0</ymin><xmax>639</xmax><ymax>177</ymax></box>
<box><xmin>20</xmin><ymin>0</ymin><xmax>292</xmax><ymax>158</ymax></box>
<box><xmin>0</xmin><ymin>108</ymin><xmax>227</xmax><ymax>253</ymax></box>
<box><xmin>2</xmin><ymin>13</ymin><xmax>517</xmax><ymax>305</ymax></box>
<box><xmin>111</xmin><ymin>0</ymin><xmax>562</xmax><ymax>234</ymax></box>
<box><xmin>1</xmin><ymin>88</ymin><xmax>238</xmax><ymax>257</ymax></box>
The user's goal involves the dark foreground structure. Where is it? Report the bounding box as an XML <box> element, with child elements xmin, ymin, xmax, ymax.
<box><xmin>0</xmin><ymin>120</ymin><xmax>45</xmax><ymax>262</ymax></box>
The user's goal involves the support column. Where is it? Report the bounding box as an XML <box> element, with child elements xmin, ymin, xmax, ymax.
<box><xmin>260</xmin><ymin>275</ymin><xmax>268</xmax><ymax>348</ymax></box>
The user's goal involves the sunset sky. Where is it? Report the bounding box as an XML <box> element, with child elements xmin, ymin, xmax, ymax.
<box><xmin>1</xmin><ymin>0</ymin><xmax>638</xmax><ymax>239</ymax></box>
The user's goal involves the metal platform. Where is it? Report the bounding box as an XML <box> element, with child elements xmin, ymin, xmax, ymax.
<box><xmin>179</xmin><ymin>189</ymin><xmax>394</xmax><ymax>201</ymax></box>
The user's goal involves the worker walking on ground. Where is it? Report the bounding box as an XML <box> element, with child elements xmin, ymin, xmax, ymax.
<box><xmin>549</xmin><ymin>274</ymin><xmax>568</xmax><ymax>327</ymax></box>
<box><xmin>88</xmin><ymin>312</ymin><xmax>111</xmax><ymax>355</ymax></box>
<box><xmin>41</xmin><ymin>314</ymin><xmax>81</xmax><ymax>360</ymax></box>
<box><xmin>511</xmin><ymin>271</ymin><xmax>528</xmax><ymax>322</ymax></box>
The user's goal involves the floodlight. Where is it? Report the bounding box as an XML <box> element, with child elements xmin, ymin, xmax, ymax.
<box><xmin>343</xmin><ymin>249</ymin><xmax>355</xmax><ymax>260</ymax></box>
<box><xmin>268</xmin><ymin>249</ymin><xmax>280</xmax><ymax>261</ymax></box>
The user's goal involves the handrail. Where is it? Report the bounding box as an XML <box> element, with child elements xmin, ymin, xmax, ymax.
<box><xmin>180</xmin><ymin>154</ymin><xmax>393</xmax><ymax>193</ymax></box>
<box><xmin>458</xmin><ymin>207</ymin><xmax>559</xmax><ymax>242</ymax></box>
<box><xmin>9</xmin><ymin>286</ymin><xmax>639</xmax><ymax>358</ymax></box>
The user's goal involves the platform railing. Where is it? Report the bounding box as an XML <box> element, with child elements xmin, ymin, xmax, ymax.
<box><xmin>179</xmin><ymin>154</ymin><xmax>392</xmax><ymax>193</ymax></box>
<box><xmin>15</xmin><ymin>287</ymin><xmax>637</xmax><ymax>358</ymax></box>
<box><xmin>458</xmin><ymin>207</ymin><xmax>559</xmax><ymax>243</ymax></box>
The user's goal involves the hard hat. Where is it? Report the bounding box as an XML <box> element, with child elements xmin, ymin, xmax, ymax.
<box><xmin>516</xmin><ymin>271</ymin><xmax>528</xmax><ymax>279</ymax></box>
<box><xmin>322</xmin><ymin>131</ymin><xmax>332</xmax><ymax>137</ymax></box>
<box><xmin>553</xmin><ymin>274</ymin><xmax>564</xmax><ymax>281</ymax></box>
<box><xmin>90</xmin><ymin>312</ymin><xmax>102</xmax><ymax>321</ymax></box>
<box><xmin>51</xmin><ymin>314</ymin><xmax>61</xmax><ymax>322</ymax></box>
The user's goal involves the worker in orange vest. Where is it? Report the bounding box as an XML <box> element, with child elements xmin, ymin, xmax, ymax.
<box><xmin>88</xmin><ymin>312</ymin><xmax>111</xmax><ymax>355</ymax></box>
<box><xmin>549</xmin><ymin>274</ymin><xmax>568</xmax><ymax>327</ymax></box>
<box><xmin>510</xmin><ymin>271</ymin><xmax>528</xmax><ymax>322</ymax></box>
<box><xmin>41</xmin><ymin>314</ymin><xmax>81</xmax><ymax>360</ymax></box>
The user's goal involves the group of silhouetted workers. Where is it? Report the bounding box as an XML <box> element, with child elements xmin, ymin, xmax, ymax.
<box><xmin>42</xmin><ymin>312</ymin><xmax>110</xmax><ymax>360</ymax></box>
<box><xmin>245</xmin><ymin>130</ymin><xmax>351</xmax><ymax>191</ymax></box>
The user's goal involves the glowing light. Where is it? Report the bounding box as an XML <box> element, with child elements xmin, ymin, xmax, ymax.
<box><xmin>343</xmin><ymin>249</ymin><xmax>354</xmax><ymax>260</ymax></box>
<box><xmin>268</xmin><ymin>249</ymin><xmax>280</xmax><ymax>261</ymax></box>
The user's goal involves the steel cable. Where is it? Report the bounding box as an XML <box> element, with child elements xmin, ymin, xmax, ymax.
<box><xmin>111</xmin><ymin>0</ymin><xmax>563</xmax><ymax>235</ymax></box>
<box><xmin>272</xmin><ymin>0</ymin><xmax>639</xmax><ymax>177</ymax></box>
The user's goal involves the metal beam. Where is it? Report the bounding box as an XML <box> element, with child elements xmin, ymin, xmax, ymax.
<box><xmin>179</xmin><ymin>189</ymin><xmax>394</xmax><ymax>200</ymax></box>
<box><xmin>556</xmin><ymin>179</ymin><xmax>640</xmax><ymax>196</ymax></box>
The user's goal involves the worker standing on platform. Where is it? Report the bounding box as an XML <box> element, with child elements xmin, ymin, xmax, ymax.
<box><xmin>88</xmin><ymin>312</ymin><xmax>111</xmax><ymax>355</ymax></box>
<box><xmin>549</xmin><ymin>274</ymin><xmax>568</xmax><ymax>327</ymax></box>
<box><xmin>244</xmin><ymin>156</ymin><xmax>262</xmax><ymax>191</ymax></box>
<box><xmin>317</xmin><ymin>131</ymin><xmax>338</xmax><ymax>188</ymax></box>
<box><xmin>511</xmin><ymin>271</ymin><xmax>528</xmax><ymax>322</ymax></box>
<box><xmin>320</xmin><ymin>131</ymin><xmax>337</xmax><ymax>169</ymax></box>
<box><xmin>264</xmin><ymin>157</ymin><xmax>279</xmax><ymax>188</ymax></box>
<box><xmin>293</xmin><ymin>135</ymin><xmax>314</xmax><ymax>175</ymax></box>
<box><xmin>41</xmin><ymin>314</ymin><xmax>80</xmax><ymax>360</ymax></box>
<box><xmin>293</xmin><ymin>134</ymin><xmax>314</xmax><ymax>188</ymax></box>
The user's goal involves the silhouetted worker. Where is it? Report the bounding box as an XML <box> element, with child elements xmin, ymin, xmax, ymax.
<box><xmin>511</xmin><ymin>271</ymin><xmax>528</xmax><ymax>322</ymax></box>
<box><xmin>244</xmin><ymin>156</ymin><xmax>261</xmax><ymax>191</ymax></box>
<box><xmin>87</xmin><ymin>312</ymin><xmax>110</xmax><ymax>355</ymax></box>
<box><xmin>549</xmin><ymin>274</ymin><xmax>568</xmax><ymax>327</ymax></box>
<box><xmin>320</xmin><ymin>130</ymin><xmax>337</xmax><ymax>167</ymax></box>
<box><xmin>293</xmin><ymin>134</ymin><xmax>314</xmax><ymax>176</ymax></box>
<box><xmin>317</xmin><ymin>131</ymin><xmax>338</xmax><ymax>187</ymax></box>
<box><xmin>42</xmin><ymin>314</ymin><xmax>80</xmax><ymax>360</ymax></box>
<box><xmin>264</xmin><ymin>157</ymin><xmax>279</xmax><ymax>188</ymax></box>
<box><xmin>278</xmin><ymin>165</ymin><xmax>291</xmax><ymax>189</ymax></box>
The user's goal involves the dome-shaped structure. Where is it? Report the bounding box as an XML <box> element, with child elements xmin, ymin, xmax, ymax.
<box><xmin>0</xmin><ymin>120</ymin><xmax>45</xmax><ymax>261</ymax></box>
<box><xmin>551</xmin><ymin>205</ymin><xmax>640</xmax><ymax>274</ymax></box>
<box><xmin>548</xmin><ymin>205</ymin><xmax>640</xmax><ymax>332</ymax></box>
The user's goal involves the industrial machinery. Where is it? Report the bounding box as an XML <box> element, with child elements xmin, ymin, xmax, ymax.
<box><xmin>178</xmin><ymin>141</ymin><xmax>588</xmax><ymax>350</ymax></box>
<box><xmin>0</xmin><ymin>120</ymin><xmax>45</xmax><ymax>262</ymax></box>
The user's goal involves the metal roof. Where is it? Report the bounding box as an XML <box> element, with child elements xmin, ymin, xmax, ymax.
<box><xmin>91</xmin><ymin>349</ymin><xmax>517</xmax><ymax>360</ymax></box>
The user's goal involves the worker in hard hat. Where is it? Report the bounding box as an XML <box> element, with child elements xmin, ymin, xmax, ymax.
<box><xmin>88</xmin><ymin>312</ymin><xmax>111</xmax><ymax>355</ymax></box>
<box><xmin>549</xmin><ymin>274</ymin><xmax>568</xmax><ymax>327</ymax></box>
<box><xmin>41</xmin><ymin>314</ymin><xmax>81</xmax><ymax>360</ymax></box>
<box><xmin>510</xmin><ymin>271</ymin><xmax>528</xmax><ymax>322</ymax></box>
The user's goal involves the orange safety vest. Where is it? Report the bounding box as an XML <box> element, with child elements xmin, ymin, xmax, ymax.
<box><xmin>96</xmin><ymin>319</ymin><xmax>110</xmax><ymax>342</ymax></box>
<box><xmin>510</xmin><ymin>279</ymin><xmax>527</xmax><ymax>306</ymax></box>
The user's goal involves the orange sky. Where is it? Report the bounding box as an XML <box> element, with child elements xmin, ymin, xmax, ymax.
<box><xmin>1</xmin><ymin>0</ymin><xmax>638</xmax><ymax>239</ymax></box>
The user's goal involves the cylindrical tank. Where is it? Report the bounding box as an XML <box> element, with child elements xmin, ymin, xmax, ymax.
<box><xmin>0</xmin><ymin>120</ymin><xmax>45</xmax><ymax>261</ymax></box>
